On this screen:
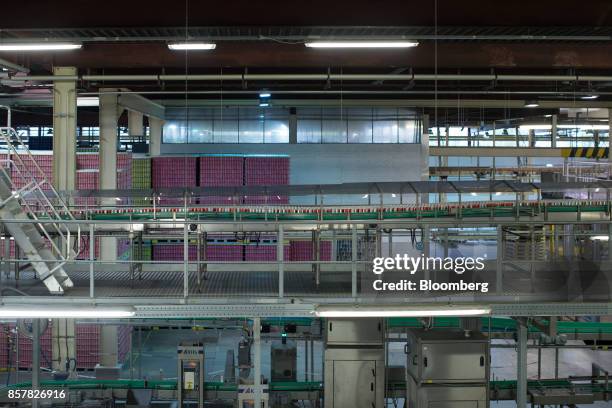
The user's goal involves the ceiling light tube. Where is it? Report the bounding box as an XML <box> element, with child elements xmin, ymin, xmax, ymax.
<box><xmin>580</xmin><ymin>95</ymin><xmax>599</xmax><ymax>100</ymax></box>
<box><xmin>315</xmin><ymin>306</ymin><xmax>491</xmax><ymax>318</ymax></box>
<box><xmin>0</xmin><ymin>306</ymin><xmax>135</xmax><ymax>318</ymax></box>
<box><xmin>0</xmin><ymin>43</ymin><xmax>82</xmax><ymax>51</ymax></box>
<box><xmin>590</xmin><ymin>235</ymin><xmax>610</xmax><ymax>241</ymax></box>
<box><xmin>524</xmin><ymin>101</ymin><xmax>540</xmax><ymax>108</ymax></box>
<box><xmin>519</xmin><ymin>124</ymin><xmax>552</xmax><ymax>131</ymax></box>
<box><xmin>305</xmin><ymin>41</ymin><xmax>419</xmax><ymax>48</ymax></box>
<box><xmin>168</xmin><ymin>42</ymin><xmax>216</xmax><ymax>50</ymax></box>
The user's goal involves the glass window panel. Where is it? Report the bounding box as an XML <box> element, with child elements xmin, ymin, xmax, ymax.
<box><xmin>188</xmin><ymin>120</ymin><xmax>213</xmax><ymax>143</ymax></box>
<box><xmin>264</xmin><ymin>119</ymin><xmax>289</xmax><ymax>143</ymax></box>
<box><xmin>215</xmin><ymin>120</ymin><xmax>238</xmax><ymax>143</ymax></box>
<box><xmin>239</xmin><ymin>120</ymin><xmax>264</xmax><ymax>143</ymax></box>
<box><xmin>297</xmin><ymin>119</ymin><xmax>322</xmax><ymax>143</ymax></box>
<box><xmin>322</xmin><ymin>120</ymin><xmax>347</xmax><ymax>143</ymax></box>
<box><xmin>373</xmin><ymin>120</ymin><xmax>398</xmax><ymax>143</ymax></box>
<box><xmin>348</xmin><ymin>120</ymin><xmax>372</xmax><ymax>143</ymax></box>
<box><xmin>163</xmin><ymin>122</ymin><xmax>187</xmax><ymax>143</ymax></box>
<box><xmin>398</xmin><ymin>120</ymin><xmax>417</xmax><ymax>143</ymax></box>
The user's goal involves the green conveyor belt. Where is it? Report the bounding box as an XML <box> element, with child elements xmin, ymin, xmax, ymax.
<box><xmin>2</xmin><ymin>378</ymin><xmax>612</xmax><ymax>394</ymax></box>
<box><xmin>83</xmin><ymin>203</ymin><xmax>609</xmax><ymax>222</ymax></box>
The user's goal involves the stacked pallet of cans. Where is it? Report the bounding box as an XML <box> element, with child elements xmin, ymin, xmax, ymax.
<box><xmin>152</xmin><ymin>157</ymin><xmax>197</xmax><ymax>205</ymax></box>
<box><xmin>152</xmin><ymin>243</ymin><xmax>198</xmax><ymax>261</ymax></box>
<box><xmin>288</xmin><ymin>240</ymin><xmax>332</xmax><ymax>261</ymax></box>
<box><xmin>199</xmin><ymin>156</ymin><xmax>244</xmax><ymax>204</ymax></box>
<box><xmin>76</xmin><ymin>153</ymin><xmax>99</xmax><ymax>208</ymax></box>
<box><xmin>131</xmin><ymin>157</ymin><xmax>151</xmax><ymax>206</ymax></box>
<box><xmin>0</xmin><ymin>324</ymin><xmax>10</xmax><ymax>368</ymax></box>
<box><xmin>75</xmin><ymin>324</ymin><xmax>101</xmax><ymax>369</ymax></box>
<box><xmin>76</xmin><ymin>236</ymin><xmax>100</xmax><ymax>260</ymax></box>
<box><xmin>117</xmin><ymin>153</ymin><xmax>132</xmax><ymax>190</ymax></box>
<box><xmin>11</xmin><ymin>152</ymin><xmax>54</xmax><ymax>191</ymax></box>
<box><xmin>11</xmin><ymin>323</ymin><xmax>53</xmax><ymax>369</ymax></box>
<box><xmin>244</xmin><ymin>157</ymin><xmax>289</xmax><ymax>204</ymax></box>
<box><xmin>117</xmin><ymin>325</ymin><xmax>132</xmax><ymax>364</ymax></box>
<box><xmin>206</xmin><ymin>244</ymin><xmax>243</xmax><ymax>261</ymax></box>
<box><xmin>245</xmin><ymin>244</ymin><xmax>290</xmax><ymax>261</ymax></box>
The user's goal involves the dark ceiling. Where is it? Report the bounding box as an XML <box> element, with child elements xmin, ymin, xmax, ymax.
<box><xmin>2</xmin><ymin>0</ymin><xmax>612</xmax><ymax>116</ymax></box>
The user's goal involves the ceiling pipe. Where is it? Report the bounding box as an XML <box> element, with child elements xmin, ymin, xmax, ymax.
<box><xmin>8</xmin><ymin>73</ymin><xmax>612</xmax><ymax>83</ymax></box>
<box><xmin>1</xmin><ymin>73</ymin><xmax>604</xmax><ymax>82</ymax></box>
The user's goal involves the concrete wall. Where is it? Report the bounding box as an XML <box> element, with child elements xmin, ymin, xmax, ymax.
<box><xmin>161</xmin><ymin>143</ymin><xmax>424</xmax><ymax>204</ymax></box>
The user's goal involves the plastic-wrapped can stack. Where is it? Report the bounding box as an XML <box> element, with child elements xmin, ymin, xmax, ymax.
<box><xmin>75</xmin><ymin>324</ymin><xmax>101</xmax><ymax>369</ymax></box>
<box><xmin>131</xmin><ymin>157</ymin><xmax>151</xmax><ymax>206</ymax></box>
<box><xmin>244</xmin><ymin>157</ymin><xmax>289</xmax><ymax>204</ymax></box>
<box><xmin>76</xmin><ymin>153</ymin><xmax>100</xmax><ymax>208</ymax></box>
<box><xmin>289</xmin><ymin>240</ymin><xmax>332</xmax><ymax>261</ymax></box>
<box><xmin>199</xmin><ymin>156</ymin><xmax>244</xmax><ymax>204</ymax></box>
<box><xmin>152</xmin><ymin>243</ymin><xmax>198</xmax><ymax>261</ymax></box>
<box><xmin>11</xmin><ymin>152</ymin><xmax>53</xmax><ymax>192</ymax></box>
<box><xmin>245</xmin><ymin>244</ymin><xmax>290</xmax><ymax>261</ymax></box>
<box><xmin>76</xmin><ymin>236</ymin><xmax>100</xmax><ymax>260</ymax></box>
<box><xmin>206</xmin><ymin>243</ymin><xmax>243</xmax><ymax>261</ymax></box>
<box><xmin>11</xmin><ymin>323</ymin><xmax>53</xmax><ymax>369</ymax></box>
<box><xmin>152</xmin><ymin>157</ymin><xmax>197</xmax><ymax>205</ymax></box>
<box><xmin>0</xmin><ymin>325</ymin><xmax>10</xmax><ymax>368</ymax></box>
<box><xmin>117</xmin><ymin>152</ymin><xmax>132</xmax><ymax>190</ymax></box>
<box><xmin>117</xmin><ymin>325</ymin><xmax>133</xmax><ymax>365</ymax></box>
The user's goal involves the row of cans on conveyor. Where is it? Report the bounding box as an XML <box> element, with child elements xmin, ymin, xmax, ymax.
<box><xmin>56</xmin><ymin>199</ymin><xmax>612</xmax><ymax>218</ymax></box>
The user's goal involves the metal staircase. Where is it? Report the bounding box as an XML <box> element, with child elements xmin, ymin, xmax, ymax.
<box><xmin>0</xmin><ymin>127</ymin><xmax>81</xmax><ymax>294</ymax></box>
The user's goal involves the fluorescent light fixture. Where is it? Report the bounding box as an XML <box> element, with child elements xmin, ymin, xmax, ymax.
<box><xmin>519</xmin><ymin>124</ymin><xmax>552</xmax><ymax>131</ymax></box>
<box><xmin>168</xmin><ymin>42</ymin><xmax>216</xmax><ymax>50</ymax></box>
<box><xmin>305</xmin><ymin>41</ymin><xmax>419</xmax><ymax>48</ymax></box>
<box><xmin>315</xmin><ymin>306</ymin><xmax>491</xmax><ymax>318</ymax></box>
<box><xmin>259</xmin><ymin>102</ymin><xmax>269</xmax><ymax>107</ymax></box>
<box><xmin>524</xmin><ymin>101</ymin><xmax>540</xmax><ymax>108</ymax></box>
<box><xmin>0</xmin><ymin>306</ymin><xmax>135</xmax><ymax>318</ymax></box>
<box><xmin>590</xmin><ymin>235</ymin><xmax>610</xmax><ymax>241</ymax></box>
<box><xmin>77</xmin><ymin>97</ymin><xmax>99</xmax><ymax>107</ymax></box>
<box><xmin>546</xmin><ymin>163</ymin><xmax>554</xmax><ymax>168</ymax></box>
<box><xmin>581</xmin><ymin>95</ymin><xmax>599</xmax><ymax>100</ymax></box>
<box><xmin>558</xmin><ymin>124</ymin><xmax>609</xmax><ymax>130</ymax></box>
<box><xmin>259</xmin><ymin>92</ymin><xmax>271</xmax><ymax>98</ymax></box>
<box><xmin>0</xmin><ymin>43</ymin><xmax>82</xmax><ymax>51</ymax></box>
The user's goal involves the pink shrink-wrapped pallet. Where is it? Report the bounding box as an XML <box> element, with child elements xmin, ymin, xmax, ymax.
<box><xmin>199</xmin><ymin>156</ymin><xmax>244</xmax><ymax>205</ymax></box>
<box><xmin>152</xmin><ymin>157</ymin><xmax>197</xmax><ymax>206</ymax></box>
<box><xmin>0</xmin><ymin>324</ymin><xmax>9</xmax><ymax>368</ymax></box>
<box><xmin>245</xmin><ymin>244</ymin><xmax>290</xmax><ymax>261</ymax></box>
<box><xmin>117</xmin><ymin>325</ymin><xmax>133</xmax><ymax>364</ymax></box>
<box><xmin>11</xmin><ymin>323</ymin><xmax>53</xmax><ymax>369</ymax></box>
<box><xmin>289</xmin><ymin>240</ymin><xmax>332</xmax><ymax>261</ymax></box>
<box><xmin>75</xmin><ymin>324</ymin><xmax>101</xmax><ymax>369</ymax></box>
<box><xmin>11</xmin><ymin>153</ymin><xmax>53</xmax><ymax>191</ymax></box>
<box><xmin>244</xmin><ymin>157</ymin><xmax>289</xmax><ymax>204</ymax></box>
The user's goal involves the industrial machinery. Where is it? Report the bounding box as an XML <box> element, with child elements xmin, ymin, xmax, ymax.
<box><xmin>271</xmin><ymin>338</ymin><xmax>297</xmax><ymax>382</ymax></box>
<box><xmin>324</xmin><ymin>318</ymin><xmax>385</xmax><ymax>408</ymax></box>
<box><xmin>405</xmin><ymin>328</ymin><xmax>490</xmax><ymax>408</ymax></box>
<box><xmin>177</xmin><ymin>342</ymin><xmax>205</xmax><ymax>408</ymax></box>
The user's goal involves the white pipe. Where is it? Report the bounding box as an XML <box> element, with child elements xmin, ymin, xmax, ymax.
<box><xmin>11</xmin><ymin>73</ymin><xmax>612</xmax><ymax>83</ymax></box>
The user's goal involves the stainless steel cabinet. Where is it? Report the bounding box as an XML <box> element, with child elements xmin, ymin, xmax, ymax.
<box><xmin>406</xmin><ymin>329</ymin><xmax>489</xmax><ymax>383</ymax></box>
<box><xmin>324</xmin><ymin>348</ymin><xmax>385</xmax><ymax>408</ymax></box>
<box><xmin>326</xmin><ymin>318</ymin><xmax>384</xmax><ymax>346</ymax></box>
<box><xmin>407</xmin><ymin>376</ymin><xmax>488</xmax><ymax>408</ymax></box>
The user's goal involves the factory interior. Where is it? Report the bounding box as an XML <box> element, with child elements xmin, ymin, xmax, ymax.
<box><xmin>2</xmin><ymin>0</ymin><xmax>612</xmax><ymax>406</ymax></box>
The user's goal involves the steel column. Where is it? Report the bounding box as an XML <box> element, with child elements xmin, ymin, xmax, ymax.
<box><xmin>253</xmin><ymin>317</ymin><xmax>262</xmax><ymax>408</ymax></box>
<box><xmin>517</xmin><ymin>321</ymin><xmax>528</xmax><ymax>407</ymax></box>
<box><xmin>32</xmin><ymin>319</ymin><xmax>40</xmax><ymax>408</ymax></box>
<box><xmin>52</xmin><ymin>67</ymin><xmax>77</xmax><ymax>192</ymax></box>
<box><xmin>278</xmin><ymin>224</ymin><xmax>284</xmax><ymax>298</ymax></box>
